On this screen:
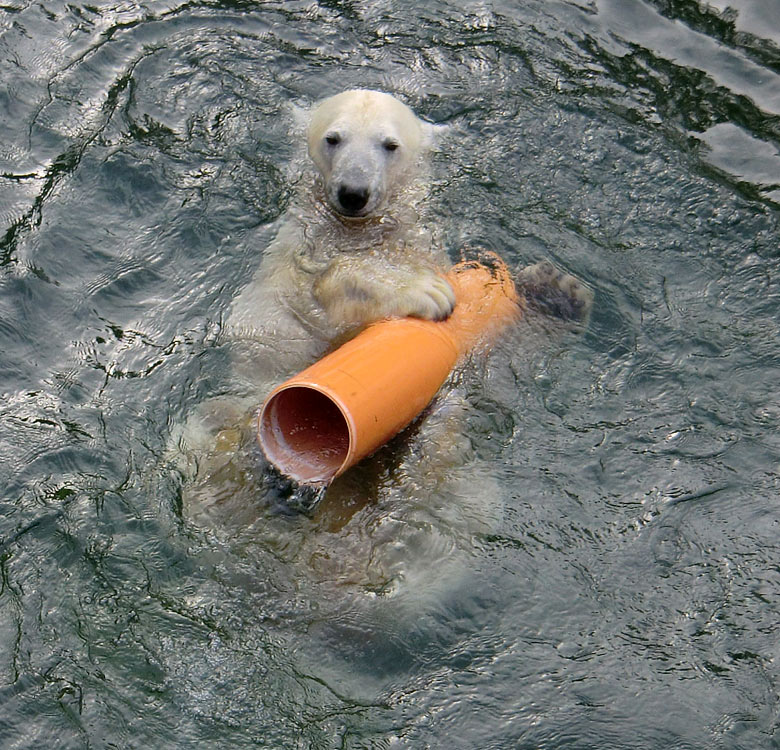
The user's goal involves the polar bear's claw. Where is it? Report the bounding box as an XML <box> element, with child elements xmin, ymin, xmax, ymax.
<box><xmin>403</xmin><ymin>270</ymin><xmax>455</xmax><ymax>321</ymax></box>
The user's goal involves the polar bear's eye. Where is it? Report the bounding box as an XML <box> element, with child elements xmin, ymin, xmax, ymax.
<box><xmin>325</xmin><ymin>133</ymin><xmax>341</xmax><ymax>147</ymax></box>
<box><xmin>383</xmin><ymin>139</ymin><xmax>399</xmax><ymax>152</ymax></box>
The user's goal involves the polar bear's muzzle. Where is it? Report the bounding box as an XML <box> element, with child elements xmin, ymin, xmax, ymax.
<box><xmin>336</xmin><ymin>184</ymin><xmax>370</xmax><ymax>216</ymax></box>
<box><xmin>324</xmin><ymin>154</ymin><xmax>385</xmax><ymax>218</ymax></box>
<box><xmin>329</xmin><ymin>170</ymin><xmax>380</xmax><ymax>217</ymax></box>
<box><xmin>328</xmin><ymin>177</ymin><xmax>380</xmax><ymax>218</ymax></box>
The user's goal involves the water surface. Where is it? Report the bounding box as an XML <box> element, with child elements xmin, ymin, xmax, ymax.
<box><xmin>1</xmin><ymin>0</ymin><xmax>779</xmax><ymax>747</ymax></box>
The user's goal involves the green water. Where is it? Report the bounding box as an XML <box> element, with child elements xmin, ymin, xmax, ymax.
<box><xmin>1</xmin><ymin>0</ymin><xmax>779</xmax><ymax>747</ymax></box>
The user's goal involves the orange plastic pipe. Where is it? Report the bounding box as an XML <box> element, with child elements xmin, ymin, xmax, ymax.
<box><xmin>257</xmin><ymin>255</ymin><xmax>522</xmax><ymax>485</ymax></box>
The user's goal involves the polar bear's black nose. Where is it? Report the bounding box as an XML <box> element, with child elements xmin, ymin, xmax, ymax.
<box><xmin>337</xmin><ymin>185</ymin><xmax>370</xmax><ymax>214</ymax></box>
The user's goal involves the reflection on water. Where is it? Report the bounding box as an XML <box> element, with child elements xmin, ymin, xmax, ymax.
<box><xmin>597</xmin><ymin>0</ymin><xmax>780</xmax><ymax>114</ymax></box>
<box><xmin>1</xmin><ymin>0</ymin><xmax>779</xmax><ymax>747</ymax></box>
<box><xmin>701</xmin><ymin>122</ymin><xmax>780</xmax><ymax>201</ymax></box>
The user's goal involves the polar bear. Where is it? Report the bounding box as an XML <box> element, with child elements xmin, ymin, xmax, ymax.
<box><xmin>177</xmin><ymin>92</ymin><xmax>592</xmax><ymax>666</ymax></box>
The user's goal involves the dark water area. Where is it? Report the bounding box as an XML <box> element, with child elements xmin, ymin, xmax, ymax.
<box><xmin>1</xmin><ymin>0</ymin><xmax>780</xmax><ymax>747</ymax></box>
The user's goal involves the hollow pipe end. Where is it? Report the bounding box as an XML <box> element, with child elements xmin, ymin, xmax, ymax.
<box><xmin>258</xmin><ymin>385</ymin><xmax>352</xmax><ymax>485</ymax></box>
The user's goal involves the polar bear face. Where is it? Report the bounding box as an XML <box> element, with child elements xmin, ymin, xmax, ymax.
<box><xmin>307</xmin><ymin>90</ymin><xmax>434</xmax><ymax>218</ymax></box>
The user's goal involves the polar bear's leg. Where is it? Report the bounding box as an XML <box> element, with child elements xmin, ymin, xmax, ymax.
<box><xmin>517</xmin><ymin>261</ymin><xmax>594</xmax><ymax>323</ymax></box>
<box><xmin>398</xmin><ymin>386</ymin><xmax>505</xmax><ymax>537</ymax></box>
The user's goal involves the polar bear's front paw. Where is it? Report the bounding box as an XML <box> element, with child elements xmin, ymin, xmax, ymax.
<box><xmin>517</xmin><ymin>261</ymin><xmax>593</xmax><ymax>324</ymax></box>
<box><xmin>315</xmin><ymin>264</ymin><xmax>455</xmax><ymax>327</ymax></box>
<box><xmin>399</xmin><ymin>269</ymin><xmax>456</xmax><ymax>322</ymax></box>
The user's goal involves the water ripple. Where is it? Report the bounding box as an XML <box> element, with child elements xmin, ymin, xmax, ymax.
<box><xmin>0</xmin><ymin>1</ymin><xmax>779</xmax><ymax>747</ymax></box>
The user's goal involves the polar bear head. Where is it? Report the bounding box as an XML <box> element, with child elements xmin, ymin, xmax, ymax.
<box><xmin>307</xmin><ymin>89</ymin><xmax>438</xmax><ymax>218</ymax></box>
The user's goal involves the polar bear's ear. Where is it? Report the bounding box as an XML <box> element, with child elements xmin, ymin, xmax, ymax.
<box><xmin>421</xmin><ymin>121</ymin><xmax>450</xmax><ymax>150</ymax></box>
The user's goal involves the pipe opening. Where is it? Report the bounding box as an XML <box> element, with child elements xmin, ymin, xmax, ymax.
<box><xmin>259</xmin><ymin>386</ymin><xmax>351</xmax><ymax>484</ymax></box>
